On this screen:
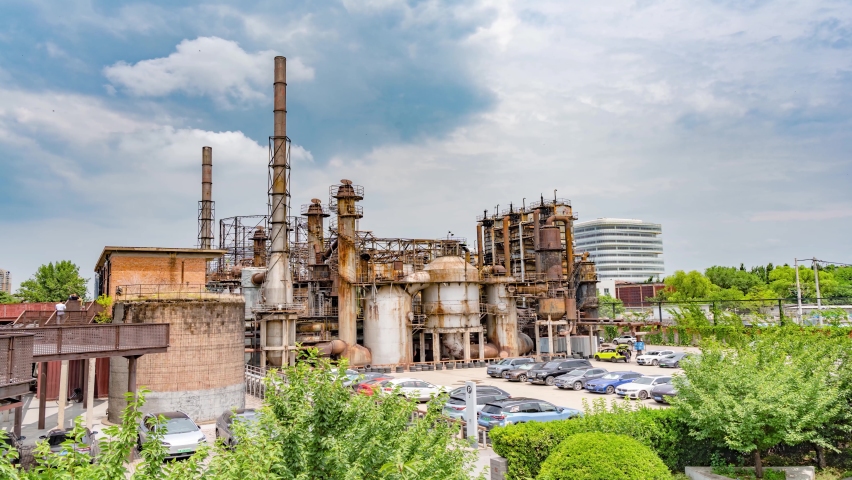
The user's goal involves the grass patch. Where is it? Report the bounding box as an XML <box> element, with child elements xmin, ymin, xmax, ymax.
<box><xmin>712</xmin><ymin>465</ymin><xmax>785</xmax><ymax>480</ymax></box>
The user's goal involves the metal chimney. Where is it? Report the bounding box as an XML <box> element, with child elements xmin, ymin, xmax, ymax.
<box><xmin>266</xmin><ymin>55</ymin><xmax>293</xmax><ymax>305</ymax></box>
<box><xmin>198</xmin><ymin>146</ymin><xmax>214</xmax><ymax>249</ymax></box>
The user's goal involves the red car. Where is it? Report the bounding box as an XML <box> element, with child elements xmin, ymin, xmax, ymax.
<box><xmin>355</xmin><ymin>377</ymin><xmax>394</xmax><ymax>396</ymax></box>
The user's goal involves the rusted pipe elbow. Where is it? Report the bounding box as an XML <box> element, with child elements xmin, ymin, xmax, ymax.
<box><xmin>251</xmin><ymin>272</ymin><xmax>266</xmax><ymax>285</ymax></box>
<box><xmin>545</xmin><ymin>215</ymin><xmax>573</xmax><ymax>226</ymax></box>
<box><xmin>321</xmin><ymin>239</ymin><xmax>338</xmax><ymax>260</ymax></box>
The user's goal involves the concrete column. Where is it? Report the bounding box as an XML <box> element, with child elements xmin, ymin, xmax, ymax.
<box><xmin>566</xmin><ymin>328</ymin><xmax>572</xmax><ymax>356</ymax></box>
<box><xmin>86</xmin><ymin>358</ymin><xmax>96</xmax><ymax>429</ymax></box>
<box><xmin>127</xmin><ymin>356</ymin><xmax>138</xmax><ymax>398</ymax></box>
<box><xmin>38</xmin><ymin>362</ymin><xmax>47</xmax><ymax>429</ymax></box>
<box><xmin>260</xmin><ymin>321</ymin><xmax>268</xmax><ymax>369</ymax></box>
<box><xmin>419</xmin><ymin>332</ymin><xmax>426</xmax><ymax>363</ymax></box>
<box><xmin>547</xmin><ymin>315</ymin><xmax>554</xmax><ymax>355</ymax></box>
<box><xmin>57</xmin><ymin>360</ymin><xmax>69</xmax><ymax>429</ymax></box>
<box><xmin>478</xmin><ymin>331</ymin><xmax>485</xmax><ymax>361</ymax></box>
<box><xmin>432</xmin><ymin>333</ymin><xmax>441</xmax><ymax>363</ymax></box>
<box><xmin>588</xmin><ymin>327</ymin><xmax>593</xmax><ymax>358</ymax></box>
<box><xmin>535</xmin><ymin>323</ymin><xmax>541</xmax><ymax>357</ymax></box>
<box><xmin>13</xmin><ymin>396</ymin><xmax>22</xmax><ymax>437</ymax></box>
<box><xmin>463</xmin><ymin>331</ymin><xmax>471</xmax><ymax>362</ymax></box>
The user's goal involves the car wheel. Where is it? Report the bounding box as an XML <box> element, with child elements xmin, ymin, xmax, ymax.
<box><xmin>605</xmin><ymin>386</ymin><xmax>615</xmax><ymax>394</ymax></box>
<box><xmin>594</xmin><ymin>356</ymin><xmax>600</xmax><ymax>361</ymax></box>
<box><xmin>674</xmin><ymin>362</ymin><xmax>680</xmax><ymax>368</ymax></box>
<box><xmin>638</xmin><ymin>391</ymin><xmax>648</xmax><ymax>400</ymax></box>
<box><xmin>573</xmin><ymin>381</ymin><xmax>583</xmax><ymax>391</ymax></box>
<box><xmin>545</xmin><ymin>376</ymin><xmax>555</xmax><ymax>386</ymax></box>
<box><xmin>652</xmin><ymin>360</ymin><xmax>658</xmax><ymax>366</ymax></box>
<box><xmin>502</xmin><ymin>371</ymin><xmax>510</xmax><ymax>379</ymax></box>
<box><xmin>518</xmin><ymin>374</ymin><xmax>527</xmax><ymax>382</ymax></box>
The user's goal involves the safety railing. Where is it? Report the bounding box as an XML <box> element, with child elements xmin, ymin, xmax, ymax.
<box><xmin>0</xmin><ymin>333</ymin><xmax>35</xmax><ymax>389</ymax></box>
<box><xmin>115</xmin><ymin>284</ymin><xmax>244</xmax><ymax>302</ymax></box>
<box><xmin>27</xmin><ymin>324</ymin><xmax>170</xmax><ymax>361</ymax></box>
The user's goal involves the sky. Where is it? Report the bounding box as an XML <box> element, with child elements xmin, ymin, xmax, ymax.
<box><xmin>1</xmin><ymin>0</ymin><xmax>851</xmax><ymax>294</ymax></box>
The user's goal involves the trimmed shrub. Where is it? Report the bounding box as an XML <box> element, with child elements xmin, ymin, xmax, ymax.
<box><xmin>489</xmin><ymin>400</ymin><xmax>725</xmax><ymax>480</ymax></box>
<box><xmin>536</xmin><ymin>432</ymin><xmax>673</xmax><ymax>480</ymax></box>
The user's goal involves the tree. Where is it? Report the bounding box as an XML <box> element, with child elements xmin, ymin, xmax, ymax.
<box><xmin>705</xmin><ymin>266</ymin><xmax>764</xmax><ymax>294</ymax></box>
<box><xmin>0</xmin><ymin>350</ymin><xmax>482</xmax><ymax>480</ymax></box>
<box><xmin>0</xmin><ymin>291</ymin><xmax>21</xmax><ymax>304</ymax></box>
<box><xmin>599</xmin><ymin>294</ymin><xmax>625</xmax><ymax>318</ymax></box>
<box><xmin>674</xmin><ymin>331</ymin><xmax>845</xmax><ymax>478</ymax></box>
<box><xmin>661</xmin><ymin>270</ymin><xmax>716</xmax><ymax>301</ymax></box>
<box><xmin>16</xmin><ymin>261</ymin><xmax>88</xmax><ymax>303</ymax></box>
<box><xmin>768</xmin><ymin>265</ymin><xmax>838</xmax><ymax>300</ymax></box>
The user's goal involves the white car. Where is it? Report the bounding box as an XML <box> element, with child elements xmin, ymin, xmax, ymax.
<box><xmin>615</xmin><ymin>375</ymin><xmax>672</xmax><ymax>400</ymax></box>
<box><xmin>636</xmin><ymin>350</ymin><xmax>675</xmax><ymax>366</ymax></box>
<box><xmin>613</xmin><ymin>335</ymin><xmax>637</xmax><ymax>345</ymax></box>
<box><xmin>380</xmin><ymin>378</ymin><xmax>447</xmax><ymax>401</ymax></box>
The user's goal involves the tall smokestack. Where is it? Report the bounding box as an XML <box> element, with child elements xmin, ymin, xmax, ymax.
<box><xmin>266</xmin><ymin>56</ymin><xmax>293</xmax><ymax>305</ymax></box>
<box><xmin>199</xmin><ymin>146</ymin><xmax>214</xmax><ymax>249</ymax></box>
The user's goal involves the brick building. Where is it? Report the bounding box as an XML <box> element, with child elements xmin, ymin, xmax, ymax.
<box><xmin>94</xmin><ymin>247</ymin><xmax>225</xmax><ymax>297</ymax></box>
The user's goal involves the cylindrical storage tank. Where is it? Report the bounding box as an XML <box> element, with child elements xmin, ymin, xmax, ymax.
<box><xmin>484</xmin><ymin>279</ymin><xmax>519</xmax><ymax>357</ymax></box>
<box><xmin>241</xmin><ymin>267</ymin><xmax>266</xmax><ymax>321</ymax></box>
<box><xmin>420</xmin><ymin>256</ymin><xmax>480</xmax><ymax>359</ymax></box>
<box><xmin>364</xmin><ymin>285</ymin><xmax>412</xmax><ymax>365</ymax></box>
<box><xmin>108</xmin><ymin>298</ymin><xmax>245</xmax><ymax>423</ymax></box>
<box><xmin>537</xmin><ymin>226</ymin><xmax>563</xmax><ymax>281</ymax></box>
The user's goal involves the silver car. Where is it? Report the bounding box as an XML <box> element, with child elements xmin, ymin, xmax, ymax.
<box><xmin>215</xmin><ymin>409</ymin><xmax>258</xmax><ymax>447</ymax></box>
<box><xmin>40</xmin><ymin>428</ymin><xmax>98</xmax><ymax>461</ymax></box>
<box><xmin>138</xmin><ymin>411</ymin><xmax>206</xmax><ymax>460</ymax></box>
<box><xmin>553</xmin><ymin>368</ymin><xmax>608</xmax><ymax>390</ymax></box>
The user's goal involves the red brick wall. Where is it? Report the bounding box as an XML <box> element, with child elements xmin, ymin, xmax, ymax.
<box><xmin>107</xmin><ymin>256</ymin><xmax>208</xmax><ymax>296</ymax></box>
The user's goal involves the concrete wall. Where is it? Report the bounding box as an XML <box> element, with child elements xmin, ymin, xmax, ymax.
<box><xmin>106</xmin><ymin>255</ymin><xmax>208</xmax><ymax>297</ymax></box>
<box><xmin>109</xmin><ymin>299</ymin><xmax>245</xmax><ymax>423</ymax></box>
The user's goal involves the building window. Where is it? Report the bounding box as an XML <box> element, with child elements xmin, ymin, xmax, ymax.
<box><xmin>603</xmin><ymin>288</ymin><xmax>610</xmax><ymax>295</ymax></box>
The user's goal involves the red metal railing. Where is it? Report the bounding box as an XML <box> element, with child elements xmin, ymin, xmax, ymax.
<box><xmin>0</xmin><ymin>334</ymin><xmax>35</xmax><ymax>388</ymax></box>
<box><xmin>26</xmin><ymin>324</ymin><xmax>170</xmax><ymax>361</ymax></box>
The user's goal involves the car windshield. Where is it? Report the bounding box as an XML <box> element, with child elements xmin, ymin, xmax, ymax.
<box><xmin>646</xmin><ymin>351</ymin><xmax>660</xmax><ymax>355</ymax></box>
<box><xmin>163</xmin><ymin>418</ymin><xmax>198</xmax><ymax>434</ymax></box>
<box><xmin>497</xmin><ymin>359</ymin><xmax>511</xmax><ymax>365</ymax></box>
<box><xmin>601</xmin><ymin>373</ymin><xmax>621</xmax><ymax>380</ymax></box>
<box><xmin>564</xmin><ymin>369</ymin><xmax>586</xmax><ymax>376</ymax></box>
<box><xmin>543</xmin><ymin>361</ymin><xmax>561</xmax><ymax>369</ymax></box>
<box><xmin>481</xmin><ymin>404</ymin><xmax>503</xmax><ymax>414</ymax></box>
<box><xmin>47</xmin><ymin>434</ymin><xmax>69</xmax><ymax>446</ymax></box>
<box><xmin>235</xmin><ymin>412</ymin><xmax>259</xmax><ymax>424</ymax></box>
<box><xmin>518</xmin><ymin>364</ymin><xmax>536</xmax><ymax>371</ymax></box>
<box><xmin>633</xmin><ymin>377</ymin><xmax>654</xmax><ymax>385</ymax></box>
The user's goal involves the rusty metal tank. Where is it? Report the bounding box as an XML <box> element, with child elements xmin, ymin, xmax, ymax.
<box><xmin>363</xmin><ymin>284</ymin><xmax>412</xmax><ymax>365</ymax></box>
<box><xmin>483</xmin><ymin>278</ymin><xmax>519</xmax><ymax>357</ymax></box>
<box><xmin>420</xmin><ymin>256</ymin><xmax>480</xmax><ymax>329</ymax></box>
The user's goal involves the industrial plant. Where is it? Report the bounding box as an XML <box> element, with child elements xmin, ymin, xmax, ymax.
<box><xmin>202</xmin><ymin>56</ymin><xmax>603</xmax><ymax>369</ymax></box>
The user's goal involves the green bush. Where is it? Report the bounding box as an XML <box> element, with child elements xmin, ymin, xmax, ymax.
<box><xmin>536</xmin><ymin>432</ymin><xmax>673</xmax><ymax>480</ymax></box>
<box><xmin>490</xmin><ymin>399</ymin><xmax>726</xmax><ymax>480</ymax></box>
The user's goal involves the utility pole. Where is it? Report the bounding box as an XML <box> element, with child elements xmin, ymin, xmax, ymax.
<box><xmin>813</xmin><ymin>258</ymin><xmax>823</xmax><ymax>326</ymax></box>
<box><xmin>794</xmin><ymin>258</ymin><xmax>803</xmax><ymax>325</ymax></box>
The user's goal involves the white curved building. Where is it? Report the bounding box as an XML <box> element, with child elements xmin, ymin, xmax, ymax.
<box><xmin>573</xmin><ymin>218</ymin><xmax>664</xmax><ymax>282</ymax></box>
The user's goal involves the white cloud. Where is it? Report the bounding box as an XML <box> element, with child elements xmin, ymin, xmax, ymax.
<box><xmin>103</xmin><ymin>37</ymin><xmax>315</xmax><ymax>106</ymax></box>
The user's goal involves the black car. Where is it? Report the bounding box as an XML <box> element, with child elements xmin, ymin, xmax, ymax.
<box><xmin>40</xmin><ymin>428</ymin><xmax>99</xmax><ymax>461</ymax></box>
<box><xmin>650</xmin><ymin>383</ymin><xmax>678</xmax><ymax>403</ymax></box>
<box><xmin>215</xmin><ymin>409</ymin><xmax>258</xmax><ymax>447</ymax></box>
<box><xmin>0</xmin><ymin>431</ymin><xmax>25</xmax><ymax>465</ymax></box>
<box><xmin>658</xmin><ymin>352</ymin><xmax>693</xmax><ymax>368</ymax></box>
<box><xmin>526</xmin><ymin>359</ymin><xmax>592</xmax><ymax>386</ymax></box>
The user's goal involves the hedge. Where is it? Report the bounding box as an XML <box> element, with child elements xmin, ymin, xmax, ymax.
<box><xmin>489</xmin><ymin>401</ymin><xmax>725</xmax><ymax>480</ymax></box>
<box><xmin>536</xmin><ymin>432</ymin><xmax>672</xmax><ymax>480</ymax></box>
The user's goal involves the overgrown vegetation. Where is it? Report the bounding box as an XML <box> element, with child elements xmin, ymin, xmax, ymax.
<box><xmin>0</xmin><ymin>350</ymin><xmax>482</xmax><ymax>479</ymax></box>
<box><xmin>536</xmin><ymin>432</ymin><xmax>672</xmax><ymax>480</ymax></box>
<box><xmin>93</xmin><ymin>295</ymin><xmax>112</xmax><ymax>323</ymax></box>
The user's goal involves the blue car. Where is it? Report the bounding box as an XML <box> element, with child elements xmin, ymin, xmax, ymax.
<box><xmin>477</xmin><ymin>397</ymin><xmax>581</xmax><ymax>430</ymax></box>
<box><xmin>584</xmin><ymin>371</ymin><xmax>642</xmax><ymax>394</ymax></box>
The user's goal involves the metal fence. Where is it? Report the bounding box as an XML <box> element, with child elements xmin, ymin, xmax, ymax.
<box><xmin>26</xmin><ymin>324</ymin><xmax>170</xmax><ymax>361</ymax></box>
<box><xmin>0</xmin><ymin>334</ymin><xmax>35</xmax><ymax>387</ymax></box>
<box><xmin>116</xmin><ymin>284</ymin><xmax>244</xmax><ymax>302</ymax></box>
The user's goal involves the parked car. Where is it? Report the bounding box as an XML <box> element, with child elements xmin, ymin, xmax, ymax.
<box><xmin>503</xmin><ymin>362</ymin><xmax>544</xmax><ymax>382</ymax></box>
<box><xmin>477</xmin><ymin>398</ymin><xmax>581</xmax><ymax>430</ymax></box>
<box><xmin>613</xmin><ymin>335</ymin><xmax>637</xmax><ymax>345</ymax></box>
<box><xmin>342</xmin><ymin>371</ymin><xmax>389</xmax><ymax>388</ymax></box>
<box><xmin>354</xmin><ymin>377</ymin><xmax>395</xmax><ymax>396</ymax></box>
<box><xmin>138</xmin><ymin>411</ymin><xmax>206</xmax><ymax>460</ymax></box>
<box><xmin>658</xmin><ymin>352</ymin><xmax>695</xmax><ymax>368</ymax></box>
<box><xmin>615</xmin><ymin>375</ymin><xmax>672</xmax><ymax>400</ymax></box>
<box><xmin>651</xmin><ymin>383</ymin><xmax>679</xmax><ymax>404</ymax></box>
<box><xmin>554</xmin><ymin>368</ymin><xmax>608</xmax><ymax>390</ymax></box>
<box><xmin>215</xmin><ymin>409</ymin><xmax>258</xmax><ymax>447</ymax></box>
<box><xmin>486</xmin><ymin>358</ymin><xmax>535</xmax><ymax>378</ymax></box>
<box><xmin>636</xmin><ymin>350</ymin><xmax>675</xmax><ymax>366</ymax></box>
<box><xmin>0</xmin><ymin>431</ymin><xmax>25</xmax><ymax>465</ymax></box>
<box><xmin>380</xmin><ymin>378</ymin><xmax>447</xmax><ymax>401</ymax></box>
<box><xmin>594</xmin><ymin>348</ymin><xmax>627</xmax><ymax>363</ymax></box>
<box><xmin>584</xmin><ymin>371</ymin><xmax>642</xmax><ymax>394</ymax></box>
<box><xmin>443</xmin><ymin>386</ymin><xmax>511</xmax><ymax>420</ymax></box>
<box><xmin>40</xmin><ymin>428</ymin><xmax>98</xmax><ymax>460</ymax></box>
<box><xmin>527</xmin><ymin>359</ymin><xmax>593</xmax><ymax>386</ymax></box>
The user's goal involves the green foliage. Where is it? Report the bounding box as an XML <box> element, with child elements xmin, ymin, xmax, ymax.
<box><xmin>16</xmin><ymin>261</ymin><xmax>88</xmax><ymax>303</ymax></box>
<box><xmin>536</xmin><ymin>433</ymin><xmax>673</xmax><ymax>480</ymax></box>
<box><xmin>0</xmin><ymin>352</ymin><xmax>482</xmax><ymax>479</ymax></box>
<box><xmin>490</xmin><ymin>399</ymin><xmax>718</xmax><ymax>480</ymax></box>
<box><xmin>663</xmin><ymin>271</ymin><xmax>716</xmax><ymax>301</ymax></box>
<box><xmin>673</xmin><ymin>328</ymin><xmax>849</xmax><ymax>475</ymax></box>
<box><xmin>712</xmin><ymin>464</ymin><xmax>785</xmax><ymax>480</ymax></box>
<box><xmin>0</xmin><ymin>291</ymin><xmax>21</xmax><ymax>304</ymax></box>
<box><xmin>599</xmin><ymin>294</ymin><xmax>625</xmax><ymax>318</ymax></box>
<box><xmin>705</xmin><ymin>266</ymin><xmax>765</xmax><ymax>294</ymax></box>
<box><xmin>93</xmin><ymin>295</ymin><xmax>113</xmax><ymax>324</ymax></box>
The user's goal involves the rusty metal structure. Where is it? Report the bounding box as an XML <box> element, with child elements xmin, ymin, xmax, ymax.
<box><xmin>203</xmin><ymin>56</ymin><xmax>602</xmax><ymax>368</ymax></box>
<box><xmin>198</xmin><ymin>146</ymin><xmax>214</xmax><ymax>249</ymax></box>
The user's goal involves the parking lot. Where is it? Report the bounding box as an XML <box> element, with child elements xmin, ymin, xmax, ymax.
<box><xmin>401</xmin><ymin>345</ymin><xmax>696</xmax><ymax>411</ymax></box>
